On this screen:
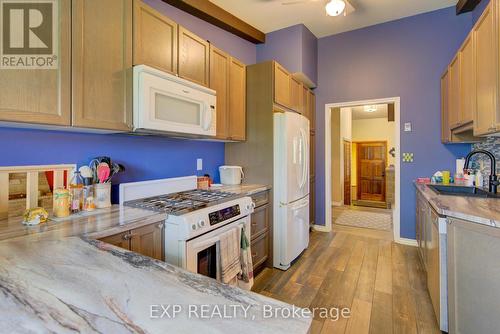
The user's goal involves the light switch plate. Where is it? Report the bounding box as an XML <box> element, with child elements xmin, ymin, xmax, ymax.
<box><xmin>196</xmin><ymin>158</ymin><xmax>203</xmax><ymax>171</ymax></box>
<box><xmin>404</xmin><ymin>122</ymin><xmax>412</xmax><ymax>132</ymax></box>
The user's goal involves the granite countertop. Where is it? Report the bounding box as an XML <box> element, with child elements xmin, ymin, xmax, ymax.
<box><xmin>211</xmin><ymin>183</ymin><xmax>271</xmax><ymax>196</ymax></box>
<box><xmin>0</xmin><ymin>185</ymin><xmax>311</xmax><ymax>333</ymax></box>
<box><xmin>0</xmin><ymin>205</ymin><xmax>166</xmax><ymax>241</ymax></box>
<box><xmin>0</xmin><ymin>237</ymin><xmax>311</xmax><ymax>333</ymax></box>
<box><xmin>414</xmin><ymin>183</ymin><xmax>500</xmax><ymax>228</ymax></box>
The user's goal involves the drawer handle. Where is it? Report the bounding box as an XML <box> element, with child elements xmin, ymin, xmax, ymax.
<box><xmin>123</xmin><ymin>233</ymin><xmax>132</xmax><ymax>240</ymax></box>
<box><xmin>157</xmin><ymin>222</ymin><xmax>164</xmax><ymax>229</ymax></box>
<box><xmin>251</xmin><ymin>222</ymin><xmax>257</xmax><ymax>226</ymax></box>
<box><xmin>252</xmin><ymin>252</ymin><xmax>257</xmax><ymax>257</ymax></box>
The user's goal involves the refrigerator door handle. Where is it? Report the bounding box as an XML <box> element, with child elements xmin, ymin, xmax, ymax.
<box><xmin>299</xmin><ymin>128</ymin><xmax>308</xmax><ymax>190</ymax></box>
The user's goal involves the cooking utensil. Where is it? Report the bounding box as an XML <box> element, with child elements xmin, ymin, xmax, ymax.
<box><xmin>97</xmin><ymin>163</ymin><xmax>110</xmax><ymax>184</ymax></box>
<box><xmin>78</xmin><ymin>166</ymin><xmax>93</xmax><ymax>178</ymax></box>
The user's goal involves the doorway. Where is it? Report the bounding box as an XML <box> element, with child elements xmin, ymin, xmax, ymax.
<box><xmin>343</xmin><ymin>140</ymin><xmax>351</xmax><ymax>206</ymax></box>
<box><xmin>323</xmin><ymin>97</ymin><xmax>406</xmax><ymax>244</ymax></box>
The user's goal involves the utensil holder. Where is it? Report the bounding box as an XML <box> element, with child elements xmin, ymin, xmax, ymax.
<box><xmin>94</xmin><ymin>183</ymin><xmax>111</xmax><ymax>209</ymax></box>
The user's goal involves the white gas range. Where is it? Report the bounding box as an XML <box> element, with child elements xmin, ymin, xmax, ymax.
<box><xmin>119</xmin><ymin>176</ymin><xmax>254</xmax><ymax>280</ymax></box>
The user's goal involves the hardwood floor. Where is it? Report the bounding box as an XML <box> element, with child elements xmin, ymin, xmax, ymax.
<box><xmin>252</xmin><ymin>226</ymin><xmax>440</xmax><ymax>334</ymax></box>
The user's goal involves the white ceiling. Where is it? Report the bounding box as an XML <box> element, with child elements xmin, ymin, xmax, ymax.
<box><xmin>350</xmin><ymin>104</ymin><xmax>388</xmax><ymax>120</ymax></box>
<box><xmin>210</xmin><ymin>0</ymin><xmax>457</xmax><ymax>38</ymax></box>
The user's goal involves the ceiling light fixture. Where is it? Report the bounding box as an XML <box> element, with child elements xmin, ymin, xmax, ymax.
<box><xmin>325</xmin><ymin>0</ymin><xmax>346</xmax><ymax>17</ymax></box>
<box><xmin>364</xmin><ymin>105</ymin><xmax>377</xmax><ymax>113</ymax></box>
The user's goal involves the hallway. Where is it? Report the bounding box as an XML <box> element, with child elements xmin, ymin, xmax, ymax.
<box><xmin>252</xmin><ymin>226</ymin><xmax>439</xmax><ymax>334</ymax></box>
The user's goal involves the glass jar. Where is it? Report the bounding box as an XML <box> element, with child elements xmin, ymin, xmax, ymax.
<box><xmin>53</xmin><ymin>188</ymin><xmax>70</xmax><ymax>218</ymax></box>
<box><xmin>69</xmin><ymin>171</ymin><xmax>84</xmax><ymax>214</ymax></box>
<box><xmin>82</xmin><ymin>177</ymin><xmax>95</xmax><ymax>211</ymax></box>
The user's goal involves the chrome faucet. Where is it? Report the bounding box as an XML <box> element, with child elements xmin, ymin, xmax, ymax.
<box><xmin>464</xmin><ymin>149</ymin><xmax>499</xmax><ymax>194</ymax></box>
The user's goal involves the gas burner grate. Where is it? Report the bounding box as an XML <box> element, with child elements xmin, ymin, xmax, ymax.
<box><xmin>124</xmin><ymin>189</ymin><xmax>240</xmax><ymax>215</ymax></box>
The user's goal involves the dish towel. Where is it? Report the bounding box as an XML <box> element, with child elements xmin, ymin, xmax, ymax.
<box><xmin>220</xmin><ymin>227</ymin><xmax>242</xmax><ymax>285</ymax></box>
<box><xmin>238</xmin><ymin>226</ymin><xmax>254</xmax><ymax>290</ymax></box>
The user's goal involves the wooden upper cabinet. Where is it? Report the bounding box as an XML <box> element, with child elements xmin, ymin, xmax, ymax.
<box><xmin>441</xmin><ymin>69</ymin><xmax>451</xmax><ymax>143</ymax></box>
<box><xmin>178</xmin><ymin>26</ymin><xmax>210</xmax><ymax>86</ymax></box>
<box><xmin>448</xmin><ymin>55</ymin><xmax>461</xmax><ymax>130</ymax></box>
<box><xmin>130</xmin><ymin>222</ymin><xmax>164</xmax><ymax>261</ymax></box>
<box><xmin>228</xmin><ymin>57</ymin><xmax>246</xmax><ymax>141</ymax></box>
<box><xmin>209</xmin><ymin>46</ymin><xmax>230</xmax><ymax>139</ymax></box>
<box><xmin>308</xmin><ymin>90</ymin><xmax>316</xmax><ymax>132</ymax></box>
<box><xmin>474</xmin><ymin>1</ymin><xmax>499</xmax><ymax>136</ymax></box>
<box><xmin>133</xmin><ymin>0</ymin><xmax>178</xmax><ymax>74</ymax></box>
<box><xmin>0</xmin><ymin>1</ymin><xmax>71</xmax><ymax>126</ymax></box>
<box><xmin>72</xmin><ymin>0</ymin><xmax>133</xmax><ymax>131</ymax></box>
<box><xmin>301</xmin><ymin>84</ymin><xmax>309</xmax><ymax>118</ymax></box>
<box><xmin>274</xmin><ymin>62</ymin><xmax>291</xmax><ymax>108</ymax></box>
<box><xmin>459</xmin><ymin>34</ymin><xmax>474</xmax><ymax>125</ymax></box>
<box><xmin>289</xmin><ymin>77</ymin><xmax>301</xmax><ymax>112</ymax></box>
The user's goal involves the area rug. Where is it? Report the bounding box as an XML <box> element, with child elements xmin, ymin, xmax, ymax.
<box><xmin>334</xmin><ymin>209</ymin><xmax>392</xmax><ymax>231</ymax></box>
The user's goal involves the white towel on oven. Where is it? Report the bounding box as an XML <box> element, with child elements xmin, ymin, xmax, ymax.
<box><xmin>220</xmin><ymin>227</ymin><xmax>241</xmax><ymax>285</ymax></box>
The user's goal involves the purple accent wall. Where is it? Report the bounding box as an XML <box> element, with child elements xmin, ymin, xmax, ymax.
<box><xmin>144</xmin><ymin>0</ymin><xmax>256</xmax><ymax>64</ymax></box>
<box><xmin>472</xmin><ymin>0</ymin><xmax>490</xmax><ymax>25</ymax></box>
<box><xmin>257</xmin><ymin>24</ymin><xmax>318</xmax><ymax>85</ymax></box>
<box><xmin>314</xmin><ymin>7</ymin><xmax>473</xmax><ymax>239</ymax></box>
<box><xmin>0</xmin><ymin>0</ymin><xmax>256</xmax><ymax>203</ymax></box>
<box><xmin>301</xmin><ymin>25</ymin><xmax>318</xmax><ymax>86</ymax></box>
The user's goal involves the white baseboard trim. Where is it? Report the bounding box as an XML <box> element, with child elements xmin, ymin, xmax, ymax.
<box><xmin>332</xmin><ymin>201</ymin><xmax>343</xmax><ymax>207</ymax></box>
<box><xmin>312</xmin><ymin>224</ymin><xmax>332</xmax><ymax>232</ymax></box>
<box><xmin>396</xmin><ymin>237</ymin><xmax>418</xmax><ymax>247</ymax></box>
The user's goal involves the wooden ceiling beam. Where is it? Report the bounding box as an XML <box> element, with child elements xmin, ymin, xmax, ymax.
<box><xmin>162</xmin><ymin>0</ymin><xmax>266</xmax><ymax>44</ymax></box>
<box><xmin>456</xmin><ymin>0</ymin><xmax>482</xmax><ymax>15</ymax></box>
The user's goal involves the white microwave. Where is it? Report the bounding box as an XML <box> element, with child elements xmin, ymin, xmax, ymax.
<box><xmin>133</xmin><ymin>65</ymin><xmax>216</xmax><ymax>137</ymax></box>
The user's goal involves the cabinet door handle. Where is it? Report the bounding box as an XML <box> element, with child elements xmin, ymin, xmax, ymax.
<box><xmin>122</xmin><ymin>233</ymin><xmax>132</xmax><ymax>240</ymax></box>
<box><xmin>157</xmin><ymin>222</ymin><xmax>165</xmax><ymax>229</ymax></box>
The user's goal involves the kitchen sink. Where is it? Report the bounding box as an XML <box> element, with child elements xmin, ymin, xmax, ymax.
<box><xmin>428</xmin><ymin>184</ymin><xmax>500</xmax><ymax>198</ymax></box>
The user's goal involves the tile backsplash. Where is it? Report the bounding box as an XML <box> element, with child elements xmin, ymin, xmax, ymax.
<box><xmin>471</xmin><ymin>137</ymin><xmax>500</xmax><ymax>177</ymax></box>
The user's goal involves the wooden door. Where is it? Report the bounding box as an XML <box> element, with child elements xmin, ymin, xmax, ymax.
<box><xmin>274</xmin><ymin>62</ymin><xmax>291</xmax><ymax>108</ymax></box>
<box><xmin>178</xmin><ymin>26</ymin><xmax>209</xmax><ymax>87</ymax></box>
<box><xmin>209</xmin><ymin>46</ymin><xmax>230</xmax><ymax>139</ymax></box>
<box><xmin>459</xmin><ymin>34</ymin><xmax>474</xmax><ymax>125</ymax></box>
<box><xmin>228</xmin><ymin>57</ymin><xmax>246</xmax><ymax>140</ymax></box>
<box><xmin>449</xmin><ymin>55</ymin><xmax>461</xmax><ymax>129</ymax></box>
<box><xmin>99</xmin><ymin>231</ymin><xmax>131</xmax><ymax>250</ymax></box>
<box><xmin>289</xmin><ymin>77</ymin><xmax>301</xmax><ymax>112</ymax></box>
<box><xmin>441</xmin><ymin>69</ymin><xmax>451</xmax><ymax>143</ymax></box>
<box><xmin>0</xmin><ymin>1</ymin><xmax>71</xmax><ymax>126</ymax></box>
<box><xmin>357</xmin><ymin>142</ymin><xmax>387</xmax><ymax>202</ymax></box>
<box><xmin>343</xmin><ymin>140</ymin><xmax>351</xmax><ymax>206</ymax></box>
<box><xmin>133</xmin><ymin>0</ymin><xmax>178</xmax><ymax>74</ymax></box>
<box><xmin>474</xmin><ymin>1</ymin><xmax>498</xmax><ymax>136</ymax></box>
<box><xmin>72</xmin><ymin>0</ymin><xmax>133</xmax><ymax>131</ymax></box>
<box><xmin>130</xmin><ymin>222</ymin><xmax>164</xmax><ymax>261</ymax></box>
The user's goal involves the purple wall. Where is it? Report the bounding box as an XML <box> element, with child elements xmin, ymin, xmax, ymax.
<box><xmin>472</xmin><ymin>0</ymin><xmax>490</xmax><ymax>25</ymax></box>
<box><xmin>0</xmin><ymin>0</ymin><xmax>256</xmax><ymax>203</ymax></box>
<box><xmin>301</xmin><ymin>25</ymin><xmax>318</xmax><ymax>86</ymax></box>
<box><xmin>314</xmin><ymin>7</ymin><xmax>473</xmax><ymax>239</ymax></box>
<box><xmin>257</xmin><ymin>24</ymin><xmax>318</xmax><ymax>85</ymax></box>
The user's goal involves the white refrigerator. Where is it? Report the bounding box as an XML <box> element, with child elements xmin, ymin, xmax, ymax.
<box><xmin>273</xmin><ymin>111</ymin><xmax>310</xmax><ymax>270</ymax></box>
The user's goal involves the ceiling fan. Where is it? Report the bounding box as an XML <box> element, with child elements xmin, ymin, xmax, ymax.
<box><xmin>281</xmin><ymin>0</ymin><xmax>355</xmax><ymax>17</ymax></box>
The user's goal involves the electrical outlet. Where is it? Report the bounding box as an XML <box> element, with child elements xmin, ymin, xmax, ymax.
<box><xmin>196</xmin><ymin>158</ymin><xmax>203</xmax><ymax>171</ymax></box>
<box><xmin>404</xmin><ymin>122</ymin><xmax>412</xmax><ymax>132</ymax></box>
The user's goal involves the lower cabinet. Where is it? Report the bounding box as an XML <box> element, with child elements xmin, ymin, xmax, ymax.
<box><xmin>447</xmin><ymin>218</ymin><xmax>500</xmax><ymax>334</ymax></box>
<box><xmin>250</xmin><ymin>190</ymin><xmax>270</xmax><ymax>275</ymax></box>
<box><xmin>99</xmin><ymin>222</ymin><xmax>165</xmax><ymax>261</ymax></box>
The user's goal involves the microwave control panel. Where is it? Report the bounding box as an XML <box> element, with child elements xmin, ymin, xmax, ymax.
<box><xmin>208</xmin><ymin>205</ymin><xmax>241</xmax><ymax>226</ymax></box>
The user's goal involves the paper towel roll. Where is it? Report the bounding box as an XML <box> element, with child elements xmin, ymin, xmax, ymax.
<box><xmin>456</xmin><ymin>158</ymin><xmax>465</xmax><ymax>175</ymax></box>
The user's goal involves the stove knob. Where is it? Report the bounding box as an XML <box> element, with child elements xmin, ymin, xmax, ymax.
<box><xmin>191</xmin><ymin>223</ymin><xmax>197</xmax><ymax>231</ymax></box>
<box><xmin>198</xmin><ymin>220</ymin><xmax>206</xmax><ymax>228</ymax></box>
